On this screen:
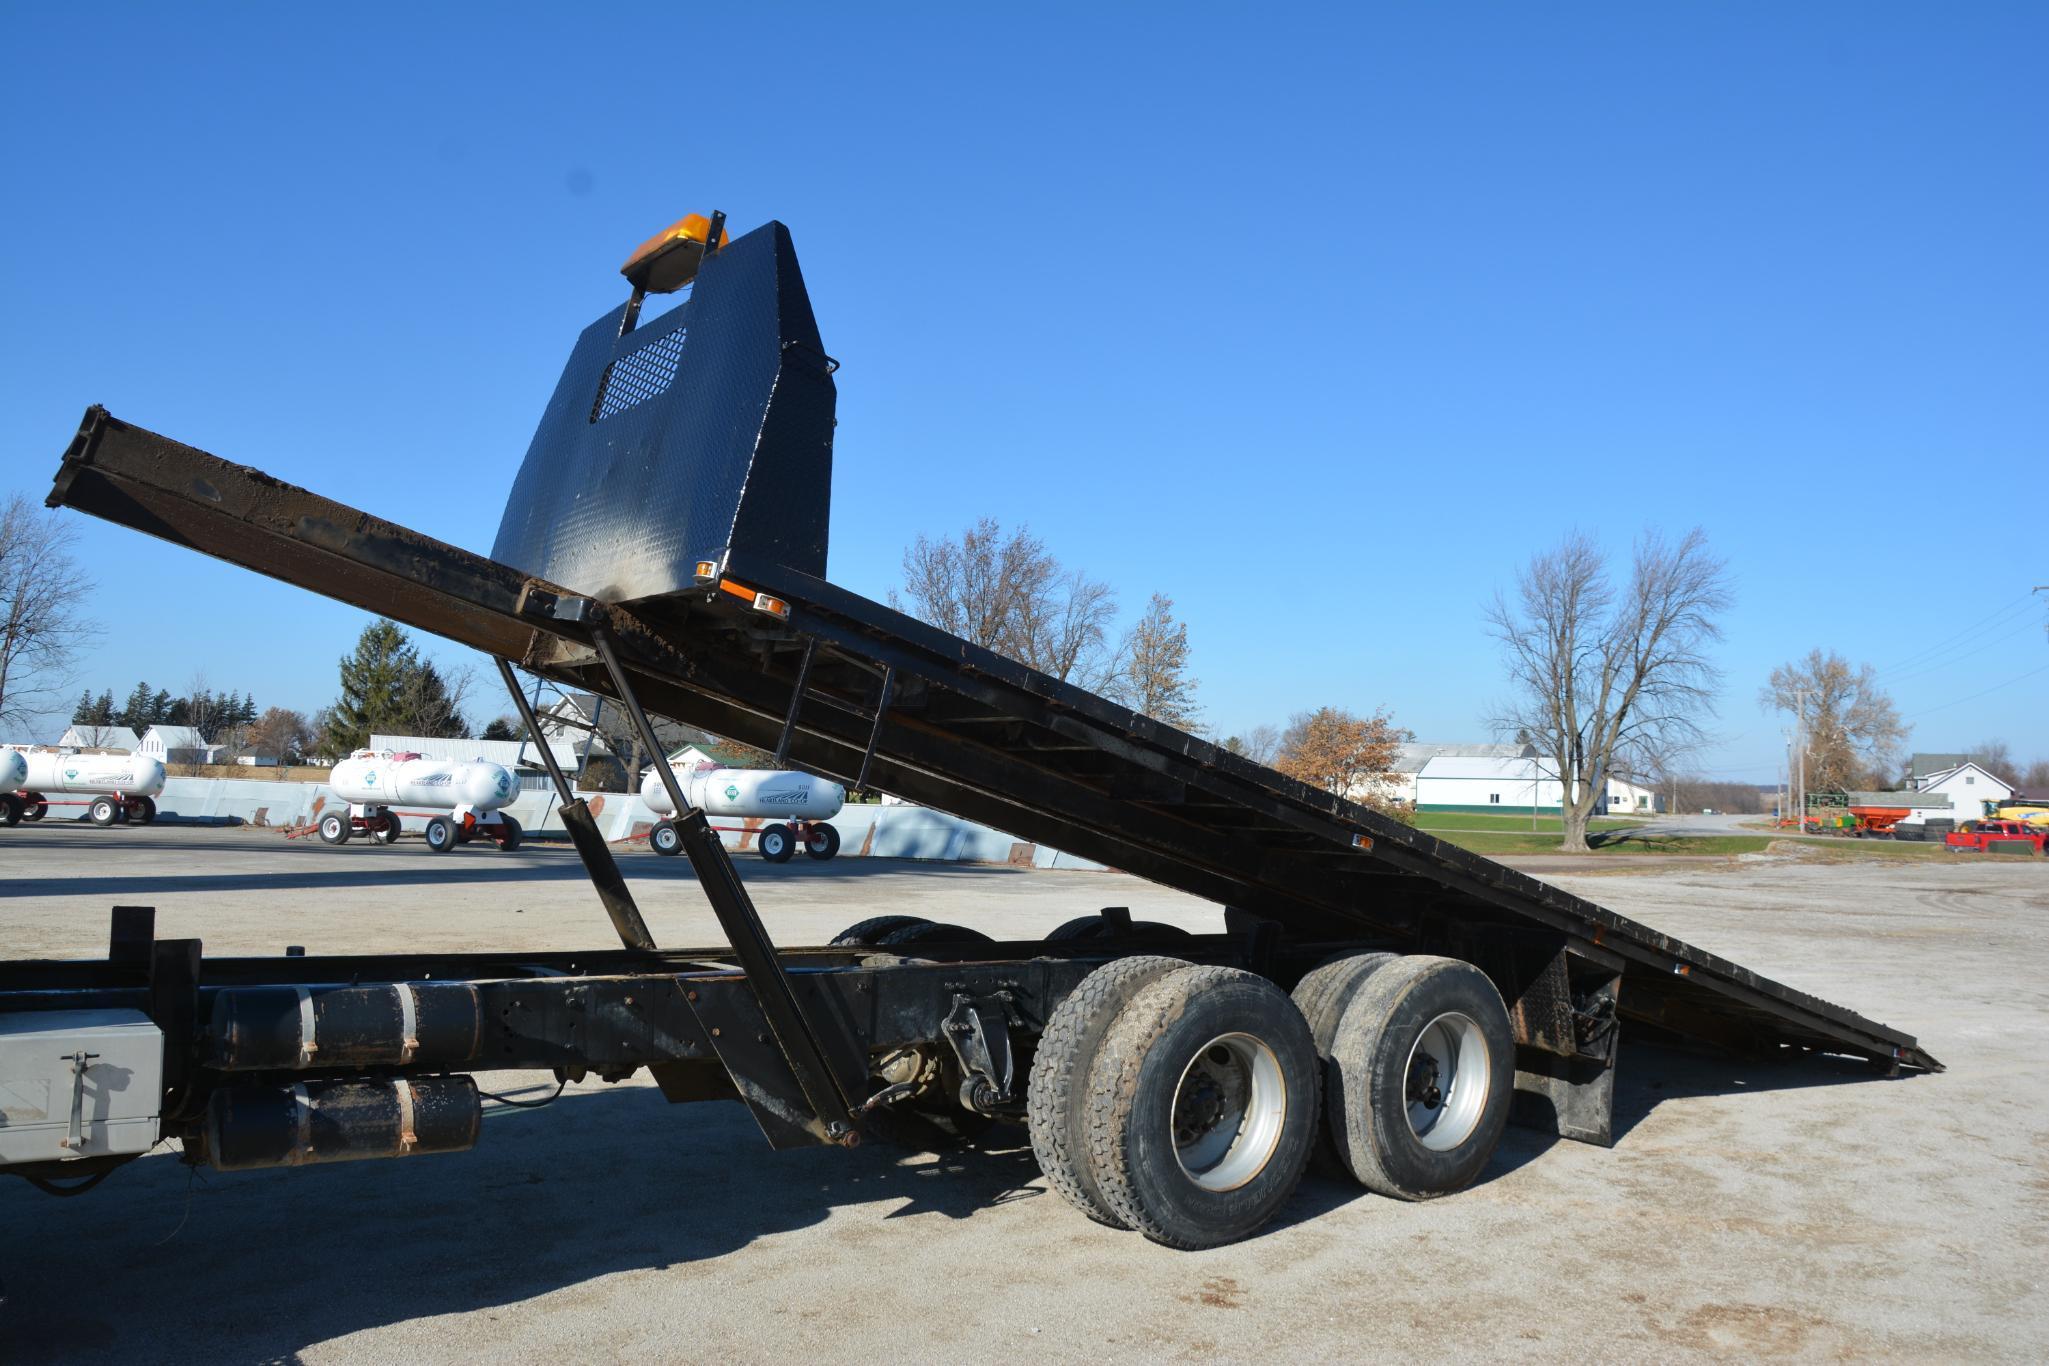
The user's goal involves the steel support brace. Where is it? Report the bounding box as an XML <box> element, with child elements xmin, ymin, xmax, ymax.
<box><xmin>771</xmin><ymin>639</ymin><xmax>817</xmax><ymax>768</ymax></box>
<box><xmin>857</xmin><ymin>667</ymin><xmax>895</xmax><ymax>792</ymax></box>
<box><xmin>584</xmin><ymin>620</ymin><xmax>858</xmax><ymax>1143</ymax></box>
<box><xmin>494</xmin><ymin>657</ymin><xmax>656</xmax><ymax>953</ymax></box>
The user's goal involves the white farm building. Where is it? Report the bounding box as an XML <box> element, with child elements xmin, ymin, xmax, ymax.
<box><xmin>1413</xmin><ymin>755</ymin><xmax>1659</xmax><ymax>816</ymax></box>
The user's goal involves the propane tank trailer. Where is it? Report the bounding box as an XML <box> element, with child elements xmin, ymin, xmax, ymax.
<box><xmin>321</xmin><ymin>750</ymin><xmax>522</xmax><ymax>853</ymax></box>
<box><xmin>5</xmin><ymin>744</ymin><xmax>167</xmax><ymax>827</ymax></box>
<box><xmin>0</xmin><ymin>748</ymin><xmax>26</xmax><ymax>825</ymax></box>
<box><xmin>640</xmin><ymin>763</ymin><xmax>845</xmax><ymax>862</ymax></box>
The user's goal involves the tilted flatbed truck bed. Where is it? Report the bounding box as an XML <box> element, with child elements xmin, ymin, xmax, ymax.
<box><xmin>5</xmin><ymin>214</ymin><xmax>1935</xmax><ymax>1248</ymax></box>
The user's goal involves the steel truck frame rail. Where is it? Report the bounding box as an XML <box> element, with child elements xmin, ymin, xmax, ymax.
<box><xmin>3</xmin><ymin>213</ymin><xmax>1936</xmax><ymax>1249</ymax></box>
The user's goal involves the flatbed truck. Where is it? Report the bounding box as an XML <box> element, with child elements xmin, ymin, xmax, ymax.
<box><xmin>0</xmin><ymin>212</ymin><xmax>1939</xmax><ymax>1249</ymax></box>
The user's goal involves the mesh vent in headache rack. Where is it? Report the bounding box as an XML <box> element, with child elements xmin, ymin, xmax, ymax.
<box><xmin>589</xmin><ymin>329</ymin><xmax>687</xmax><ymax>423</ymax></box>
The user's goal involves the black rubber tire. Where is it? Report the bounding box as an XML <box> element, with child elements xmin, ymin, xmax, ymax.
<box><xmin>130</xmin><ymin>796</ymin><xmax>156</xmax><ymax>826</ymax></box>
<box><xmin>1046</xmin><ymin>915</ymin><xmax>1194</xmax><ymax>943</ymax></box>
<box><xmin>829</xmin><ymin>915</ymin><xmax>929</xmax><ymax>947</ymax></box>
<box><xmin>1027</xmin><ymin>955</ymin><xmax>1190</xmax><ymax>1227</ymax></box>
<box><xmin>374</xmin><ymin>812</ymin><xmax>402</xmax><ymax>844</ymax></box>
<box><xmin>493</xmin><ymin>815</ymin><xmax>522</xmax><ymax>851</ymax></box>
<box><xmin>876</xmin><ymin>921</ymin><xmax>994</xmax><ymax>949</ymax></box>
<box><xmin>758</xmin><ymin>823</ymin><xmax>795</xmax><ymax>863</ymax></box>
<box><xmin>1083</xmin><ymin>964</ymin><xmax>1321</xmax><ymax>1249</ymax></box>
<box><xmin>0</xmin><ymin>795</ymin><xmax>20</xmax><ymax>827</ymax></box>
<box><xmin>649</xmin><ymin>820</ymin><xmax>682</xmax><ymax>857</ymax></box>
<box><xmin>89</xmin><ymin>797</ymin><xmax>119</xmax><ymax>827</ymax></box>
<box><xmin>1325</xmin><ymin>955</ymin><xmax>1514</xmax><ymax>1201</ymax></box>
<box><xmin>1289</xmin><ymin>952</ymin><xmax>1399</xmax><ymax>1175</ymax></box>
<box><xmin>423</xmin><ymin>816</ymin><xmax>457</xmax><ymax>853</ymax></box>
<box><xmin>22</xmin><ymin>794</ymin><xmax>46</xmax><ymax>822</ymax></box>
<box><xmin>318</xmin><ymin>811</ymin><xmax>350</xmax><ymax>845</ymax></box>
<box><xmin>804</xmin><ymin>822</ymin><xmax>842</xmax><ymax>860</ymax></box>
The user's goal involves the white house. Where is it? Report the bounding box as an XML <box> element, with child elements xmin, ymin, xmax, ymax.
<box><xmin>138</xmin><ymin>725</ymin><xmax>216</xmax><ymax>765</ymax></box>
<box><xmin>55</xmin><ymin>724</ymin><xmax>142</xmax><ymax>752</ymax></box>
<box><xmin>1414</xmin><ymin>756</ymin><xmax>1660</xmax><ymax>815</ymax></box>
<box><xmin>1911</xmin><ymin>761</ymin><xmax>2012</xmax><ymax>824</ymax></box>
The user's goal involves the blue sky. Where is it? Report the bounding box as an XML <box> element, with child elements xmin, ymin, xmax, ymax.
<box><xmin>3</xmin><ymin>3</ymin><xmax>2044</xmax><ymax>780</ymax></box>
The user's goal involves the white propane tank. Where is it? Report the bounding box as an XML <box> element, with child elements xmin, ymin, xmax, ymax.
<box><xmin>0</xmin><ymin>749</ymin><xmax>26</xmax><ymax>791</ymax></box>
<box><xmin>640</xmin><ymin>764</ymin><xmax>845</xmax><ymax>820</ymax></box>
<box><xmin>328</xmin><ymin>750</ymin><xmax>516</xmax><ymax>812</ymax></box>
<box><xmin>16</xmin><ymin>748</ymin><xmax>166</xmax><ymax>797</ymax></box>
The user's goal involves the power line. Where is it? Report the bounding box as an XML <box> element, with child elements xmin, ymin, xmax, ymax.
<box><xmin>1875</xmin><ymin>594</ymin><xmax>2041</xmax><ymax>677</ymax></box>
<box><xmin>1905</xmin><ymin>662</ymin><xmax>2049</xmax><ymax>720</ymax></box>
<box><xmin>1881</xmin><ymin>617</ymin><xmax>2047</xmax><ymax>687</ymax></box>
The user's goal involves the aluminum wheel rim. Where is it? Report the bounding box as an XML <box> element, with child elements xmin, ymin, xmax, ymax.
<box><xmin>1171</xmin><ymin>1032</ymin><xmax>1287</xmax><ymax>1192</ymax></box>
<box><xmin>1404</xmin><ymin>1011</ymin><xmax>1490</xmax><ymax>1152</ymax></box>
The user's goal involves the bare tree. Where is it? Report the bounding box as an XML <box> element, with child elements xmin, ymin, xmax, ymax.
<box><xmin>893</xmin><ymin>518</ymin><xmax>1121</xmax><ymax>686</ymax></box>
<box><xmin>183</xmin><ymin>672</ymin><xmax>230</xmax><ymax>743</ymax></box>
<box><xmin>1241</xmin><ymin>723</ymin><xmax>1281</xmax><ymax>766</ymax></box>
<box><xmin>1762</xmin><ymin>649</ymin><xmax>1908</xmax><ymax>794</ymax></box>
<box><xmin>2020</xmin><ymin>758</ymin><xmax>2049</xmax><ymax>793</ymax></box>
<box><xmin>1115</xmin><ymin>593</ymin><xmax>1199</xmax><ymax>728</ymax></box>
<box><xmin>1275</xmin><ymin>706</ymin><xmax>1412</xmax><ymax>819</ymax></box>
<box><xmin>1219</xmin><ymin>723</ymin><xmax>1282</xmax><ymax>765</ymax></box>
<box><xmin>1668</xmin><ymin>775</ymin><xmax>1767</xmax><ymax>815</ymax></box>
<box><xmin>0</xmin><ymin>495</ymin><xmax>97</xmax><ymax>733</ymax></box>
<box><xmin>398</xmin><ymin>660</ymin><xmax>474</xmax><ymax>739</ymax></box>
<box><xmin>246</xmin><ymin>707</ymin><xmax>314</xmax><ymax>764</ymax></box>
<box><xmin>1487</xmin><ymin>528</ymin><xmax>1731</xmax><ymax>853</ymax></box>
<box><xmin>1966</xmin><ymin>739</ymin><xmax>2016</xmax><ymax>786</ymax></box>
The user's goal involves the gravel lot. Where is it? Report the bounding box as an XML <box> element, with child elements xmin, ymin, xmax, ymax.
<box><xmin>2</xmin><ymin>825</ymin><xmax>2044</xmax><ymax>1362</ymax></box>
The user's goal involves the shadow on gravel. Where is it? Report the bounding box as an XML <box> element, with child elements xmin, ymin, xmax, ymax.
<box><xmin>0</xmin><ymin>1042</ymin><xmax>1918</xmax><ymax>1359</ymax></box>
<box><xmin>1610</xmin><ymin>1038</ymin><xmax>1899</xmax><ymax>1143</ymax></box>
<box><xmin>0</xmin><ymin>1086</ymin><xmax>1051</xmax><ymax>1364</ymax></box>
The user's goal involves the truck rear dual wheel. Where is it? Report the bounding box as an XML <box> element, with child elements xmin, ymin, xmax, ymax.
<box><xmin>1045</xmin><ymin>914</ymin><xmax>1193</xmax><ymax>943</ymax></box>
<box><xmin>829</xmin><ymin>915</ymin><xmax>928</xmax><ymax>946</ymax></box>
<box><xmin>1290</xmin><ymin>952</ymin><xmax>1399</xmax><ymax>1174</ymax></box>
<box><xmin>1027</xmin><ymin>955</ymin><xmax>1190</xmax><ymax>1226</ymax></box>
<box><xmin>1030</xmin><ymin>961</ymin><xmax>1322</xmax><ymax>1249</ymax></box>
<box><xmin>1322</xmin><ymin>956</ymin><xmax>1514</xmax><ymax>1201</ymax></box>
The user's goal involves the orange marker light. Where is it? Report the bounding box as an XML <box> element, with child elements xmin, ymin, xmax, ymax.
<box><xmin>621</xmin><ymin>213</ymin><xmax>733</xmax><ymax>294</ymax></box>
<box><xmin>694</xmin><ymin>560</ymin><xmax>719</xmax><ymax>581</ymax></box>
<box><xmin>752</xmin><ymin>594</ymin><xmax>790</xmax><ymax>619</ymax></box>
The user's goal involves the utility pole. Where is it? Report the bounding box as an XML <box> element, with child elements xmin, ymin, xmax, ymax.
<box><xmin>1789</xmin><ymin>689</ymin><xmax>1815</xmax><ymax>832</ymax></box>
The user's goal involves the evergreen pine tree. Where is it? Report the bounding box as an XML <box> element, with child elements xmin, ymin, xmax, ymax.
<box><xmin>323</xmin><ymin>620</ymin><xmax>417</xmax><ymax>754</ymax></box>
<box><xmin>119</xmin><ymin>681</ymin><xmax>156</xmax><ymax>730</ymax></box>
<box><xmin>72</xmin><ymin>690</ymin><xmax>96</xmax><ymax>724</ymax></box>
